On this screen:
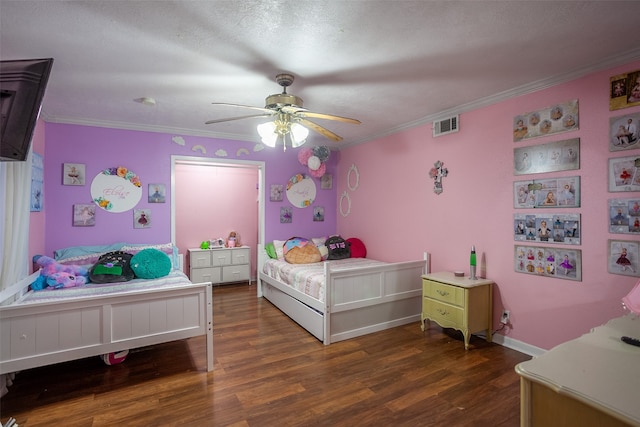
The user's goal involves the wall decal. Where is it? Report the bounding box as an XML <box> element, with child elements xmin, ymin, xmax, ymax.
<box><xmin>428</xmin><ymin>160</ymin><xmax>448</xmax><ymax>195</ymax></box>
<box><xmin>91</xmin><ymin>166</ymin><xmax>142</xmax><ymax>213</ymax></box>
<box><xmin>286</xmin><ymin>174</ymin><xmax>316</xmax><ymax>208</ymax></box>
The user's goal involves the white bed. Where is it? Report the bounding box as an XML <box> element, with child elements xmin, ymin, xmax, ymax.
<box><xmin>0</xmin><ymin>255</ymin><xmax>213</xmax><ymax>375</ymax></box>
<box><xmin>257</xmin><ymin>243</ymin><xmax>429</xmax><ymax>344</ymax></box>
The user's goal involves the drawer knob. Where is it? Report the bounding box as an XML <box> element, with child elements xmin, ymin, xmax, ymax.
<box><xmin>436</xmin><ymin>289</ymin><xmax>449</xmax><ymax>297</ymax></box>
<box><xmin>436</xmin><ymin>308</ymin><xmax>449</xmax><ymax>316</ymax></box>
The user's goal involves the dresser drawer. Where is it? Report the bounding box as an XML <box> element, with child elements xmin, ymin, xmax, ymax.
<box><xmin>222</xmin><ymin>264</ymin><xmax>250</xmax><ymax>283</ymax></box>
<box><xmin>190</xmin><ymin>251</ymin><xmax>212</xmax><ymax>268</ymax></box>
<box><xmin>191</xmin><ymin>267</ymin><xmax>221</xmax><ymax>284</ymax></box>
<box><xmin>423</xmin><ymin>299</ymin><xmax>464</xmax><ymax>327</ymax></box>
<box><xmin>231</xmin><ymin>248</ymin><xmax>249</xmax><ymax>265</ymax></box>
<box><xmin>423</xmin><ymin>279</ymin><xmax>464</xmax><ymax>306</ymax></box>
<box><xmin>211</xmin><ymin>250</ymin><xmax>232</xmax><ymax>266</ymax></box>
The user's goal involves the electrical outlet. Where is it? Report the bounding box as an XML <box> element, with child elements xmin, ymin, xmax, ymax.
<box><xmin>500</xmin><ymin>310</ymin><xmax>510</xmax><ymax>325</ymax></box>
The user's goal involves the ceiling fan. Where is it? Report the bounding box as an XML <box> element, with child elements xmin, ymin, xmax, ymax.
<box><xmin>205</xmin><ymin>73</ymin><xmax>360</xmax><ymax>145</ymax></box>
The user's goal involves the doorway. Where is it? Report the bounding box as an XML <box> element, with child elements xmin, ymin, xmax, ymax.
<box><xmin>171</xmin><ymin>155</ymin><xmax>265</xmax><ymax>281</ymax></box>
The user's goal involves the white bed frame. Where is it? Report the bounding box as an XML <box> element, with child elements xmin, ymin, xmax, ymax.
<box><xmin>0</xmin><ymin>271</ymin><xmax>213</xmax><ymax>375</ymax></box>
<box><xmin>257</xmin><ymin>244</ymin><xmax>430</xmax><ymax>344</ymax></box>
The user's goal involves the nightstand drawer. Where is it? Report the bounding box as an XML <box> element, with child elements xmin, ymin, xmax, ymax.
<box><xmin>423</xmin><ymin>280</ymin><xmax>463</xmax><ymax>306</ymax></box>
<box><xmin>423</xmin><ymin>299</ymin><xmax>463</xmax><ymax>326</ymax></box>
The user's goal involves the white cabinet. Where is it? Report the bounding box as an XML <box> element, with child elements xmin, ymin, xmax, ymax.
<box><xmin>189</xmin><ymin>247</ymin><xmax>250</xmax><ymax>285</ymax></box>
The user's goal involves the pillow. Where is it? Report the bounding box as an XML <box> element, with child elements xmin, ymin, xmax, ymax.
<box><xmin>283</xmin><ymin>237</ymin><xmax>322</xmax><ymax>264</ymax></box>
<box><xmin>311</xmin><ymin>237</ymin><xmax>328</xmax><ymax>260</ymax></box>
<box><xmin>130</xmin><ymin>248</ymin><xmax>172</xmax><ymax>279</ymax></box>
<box><xmin>265</xmin><ymin>242</ymin><xmax>278</xmax><ymax>259</ymax></box>
<box><xmin>89</xmin><ymin>251</ymin><xmax>135</xmax><ymax>284</ymax></box>
<box><xmin>346</xmin><ymin>238</ymin><xmax>367</xmax><ymax>258</ymax></box>
<box><xmin>120</xmin><ymin>243</ymin><xmax>178</xmax><ymax>270</ymax></box>
<box><xmin>54</xmin><ymin>242</ymin><xmax>126</xmax><ymax>261</ymax></box>
<box><xmin>272</xmin><ymin>239</ymin><xmax>287</xmax><ymax>260</ymax></box>
<box><xmin>326</xmin><ymin>235</ymin><xmax>351</xmax><ymax>260</ymax></box>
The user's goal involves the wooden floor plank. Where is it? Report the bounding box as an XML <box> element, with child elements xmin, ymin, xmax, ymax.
<box><xmin>0</xmin><ymin>283</ymin><xmax>530</xmax><ymax>426</ymax></box>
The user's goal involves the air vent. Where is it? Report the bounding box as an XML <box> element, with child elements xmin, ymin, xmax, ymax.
<box><xmin>433</xmin><ymin>115</ymin><xmax>459</xmax><ymax>137</ymax></box>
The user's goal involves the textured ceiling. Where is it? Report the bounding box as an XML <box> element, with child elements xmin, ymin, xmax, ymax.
<box><xmin>2</xmin><ymin>1</ymin><xmax>640</xmax><ymax>148</ymax></box>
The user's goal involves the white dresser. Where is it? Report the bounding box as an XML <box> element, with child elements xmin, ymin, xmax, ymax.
<box><xmin>188</xmin><ymin>246</ymin><xmax>251</xmax><ymax>285</ymax></box>
<box><xmin>516</xmin><ymin>314</ymin><xmax>640</xmax><ymax>427</ymax></box>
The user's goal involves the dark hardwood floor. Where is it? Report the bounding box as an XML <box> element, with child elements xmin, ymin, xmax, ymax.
<box><xmin>1</xmin><ymin>283</ymin><xmax>531</xmax><ymax>426</ymax></box>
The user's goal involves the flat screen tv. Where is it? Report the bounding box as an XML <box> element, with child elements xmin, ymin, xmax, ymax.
<box><xmin>0</xmin><ymin>58</ymin><xmax>54</xmax><ymax>161</ymax></box>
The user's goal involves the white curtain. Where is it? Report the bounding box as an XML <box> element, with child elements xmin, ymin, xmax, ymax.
<box><xmin>0</xmin><ymin>150</ymin><xmax>32</xmax><ymax>292</ymax></box>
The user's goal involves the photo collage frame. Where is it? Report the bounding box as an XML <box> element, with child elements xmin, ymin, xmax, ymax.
<box><xmin>514</xmin><ymin>176</ymin><xmax>580</xmax><ymax>209</ymax></box>
<box><xmin>515</xmin><ymin>245</ymin><xmax>582</xmax><ymax>281</ymax></box>
<box><xmin>514</xmin><ymin>213</ymin><xmax>580</xmax><ymax>245</ymax></box>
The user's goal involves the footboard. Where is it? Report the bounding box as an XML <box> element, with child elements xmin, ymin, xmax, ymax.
<box><xmin>0</xmin><ymin>282</ymin><xmax>213</xmax><ymax>374</ymax></box>
<box><xmin>324</xmin><ymin>258</ymin><xmax>428</xmax><ymax>344</ymax></box>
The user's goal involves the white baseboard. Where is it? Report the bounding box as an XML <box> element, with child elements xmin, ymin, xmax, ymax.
<box><xmin>492</xmin><ymin>333</ymin><xmax>546</xmax><ymax>357</ymax></box>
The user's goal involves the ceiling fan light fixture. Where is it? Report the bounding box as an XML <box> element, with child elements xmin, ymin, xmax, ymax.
<box><xmin>257</xmin><ymin>122</ymin><xmax>278</xmax><ymax>147</ymax></box>
<box><xmin>290</xmin><ymin>123</ymin><xmax>309</xmax><ymax>147</ymax></box>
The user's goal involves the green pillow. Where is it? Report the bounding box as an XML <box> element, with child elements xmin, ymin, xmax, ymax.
<box><xmin>130</xmin><ymin>248</ymin><xmax>172</xmax><ymax>279</ymax></box>
<box><xmin>265</xmin><ymin>242</ymin><xmax>277</xmax><ymax>259</ymax></box>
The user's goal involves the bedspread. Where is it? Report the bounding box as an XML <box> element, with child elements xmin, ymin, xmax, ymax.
<box><xmin>262</xmin><ymin>258</ymin><xmax>385</xmax><ymax>302</ymax></box>
<box><xmin>14</xmin><ymin>270</ymin><xmax>194</xmax><ymax>305</ymax></box>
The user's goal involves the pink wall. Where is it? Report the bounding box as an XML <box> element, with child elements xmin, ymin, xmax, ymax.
<box><xmin>40</xmin><ymin>124</ymin><xmax>338</xmax><ymax>257</ymax></box>
<box><xmin>175</xmin><ymin>163</ymin><xmax>259</xmax><ymax>277</ymax></box>
<box><xmin>337</xmin><ymin>59</ymin><xmax>640</xmax><ymax>350</ymax></box>
<box><xmin>28</xmin><ymin>119</ymin><xmax>46</xmax><ymax>271</ymax></box>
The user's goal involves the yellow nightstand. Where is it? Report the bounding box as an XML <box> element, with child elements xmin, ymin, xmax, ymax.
<box><xmin>421</xmin><ymin>272</ymin><xmax>493</xmax><ymax>350</ymax></box>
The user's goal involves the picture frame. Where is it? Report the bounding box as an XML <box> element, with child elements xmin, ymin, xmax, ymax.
<box><xmin>515</xmin><ymin>245</ymin><xmax>582</xmax><ymax>281</ymax></box>
<box><xmin>609</xmin><ymin>69</ymin><xmax>640</xmax><ymax>111</ymax></box>
<box><xmin>63</xmin><ymin>163</ymin><xmax>85</xmax><ymax>186</ymax></box>
<box><xmin>134</xmin><ymin>208</ymin><xmax>151</xmax><ymax>228</ymax></box>
<box><xmin>148</xmin><ymin>183</ymin><xmax>166</xmax><ymax>203</ymax></box>
<box><xmin>608</xmin><ymin>198</ymin><xmax>640</xmax><ymax>234</ymax></box>
<box><xmin>30</xmin><ymin>152</ymin><xmax>43</xmax><ymax>212</ymax></box>
<box><xmin>514</xmin><ymin>176</ymin><xmax>580</xmax><ymax>209</ymax></box>
<box><xmin>608</xmin><ymin>155</ymin><xmax>640</xmax><ymax>192</ymax></box>
<box><xmin>514</xmin><ymin>138</ymin><xmax>580</xmax><ymax>175</ymax></box>
<box><xmin>513</xmin><ymin>99</ymin><xmax>579</xmax><ymax>142</ymax></box>
<box><xmin>280</xmin><ymin>206</ymin><xmax>292</xmax><ymax>223</ymax></box>
<box><xmin>73</xmin><ymin>203</ymin><xmax>96</xmax><ymax>227</ymax></box>
<box><xmin>609</xmin><ymin>113</ymin><xmax>640</xmax><ymax>152</ymax></box>
<box><xmin>514</xmin><ymin>213</ymin><xmax>580</xmax><ymax>245</ymax></box>
<box><xmin>313</xmin><ymin>206</ymin><xmax>325</xmax><ymax>222</ymax></box>
<box><xmin>608</xmin><ymin>239</ymin><xmax>640</xmax><ymax>277</ymax></box>
<box><xmin>321</xmin><ymin>174</ymin><xmax>333</xmax><ymax>190</ymax></box>
<box><xmin>270</xmin><ymin>184</ymin><xmax>284</xmax><ymax>202</ymax></box>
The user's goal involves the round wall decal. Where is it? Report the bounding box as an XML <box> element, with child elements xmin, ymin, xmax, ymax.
<box><xmin>347</xmin><ymin>163</ymin><xmax>360</xmax><ymax>191</ymax></box>
<box><xmin>339</xmin><ymin>191</ymin><xmax>351</xmax><ymax>217</ymax></box>
<box><xmin>286</xmin><ymin>173</ymin><xmax>316</xmax><ymax>208</ymax></box>
<box><xmin>91</xmin><ymin>166</ymin><xmax>142</xmax><ymax>212</ymax></box>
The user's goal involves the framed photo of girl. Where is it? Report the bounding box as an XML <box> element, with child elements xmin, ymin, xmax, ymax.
<box><xmin>608</xmin><ymin>155</ymin><xmax>640</xmax><ymax>192</ymax></box>
<box><xmin>608</xmin><ymin>239</ymin><xmax>640</xmax><ymax>277</ymax></box>
<box><xmin>609</xmin><ymin>113</ymin><xmax>640</xmax><ymax>151</ymax></box>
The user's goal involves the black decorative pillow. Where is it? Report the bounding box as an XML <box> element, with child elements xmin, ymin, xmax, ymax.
<box><xmin>89</xmin><ymin>251</ymin><xmax>135</xmax><ymax>283</ymax></box>
<box><xmin>326</xmin><ymin>235</ymin><xmax>351</xmax><ymax>260</ymax></box>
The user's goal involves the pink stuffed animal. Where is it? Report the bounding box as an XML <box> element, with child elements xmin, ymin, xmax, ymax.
<box><xmin>31</xmin><ymin>256</ymin><xmax>89</xmax><ymax>290</ymax></box>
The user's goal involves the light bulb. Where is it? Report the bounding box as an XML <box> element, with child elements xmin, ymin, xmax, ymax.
<box><xmin>290</xmin><ymin>123</ymin><xmax>309</xmax><ymax>147</ymax></box>
<box><xmin>257</xmin><ymin>122</ymin><xmax>277</xmax><ymax>147</ymax></box>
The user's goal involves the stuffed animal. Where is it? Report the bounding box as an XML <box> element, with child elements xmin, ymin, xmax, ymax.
<box><xmin>227</xmin><ymin>231</ymin><xmax>241</xmax><ymax>248</ymax></box>
<box><xmin>31</xmin><ymin>255</ymin><xmax>89</xmax><ymax>290</ymax></box>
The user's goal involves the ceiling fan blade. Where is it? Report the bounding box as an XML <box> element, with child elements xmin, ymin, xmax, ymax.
<box><xmin>280</xmin><ymin>105</ymin><xmax>308</xmax><ymax>114</ymax></box>
<box><xmin>205</xmin><ymin>112</ymin><xmax>274</xmax><ymax>125</ymax></box>
<box><xmin>211</xmin><ymin>102</ymin><xmax>274</xmax><ymax>114</ymax></box>
<box><xmin>298</xmin><ymin>118</ymin><xmax>343</xmax><ymax>142</ymax></box>
<box><xmin>295</xmin><ymin>111</ymin><xmax>361</xmax><ymax>124</ymax></box>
